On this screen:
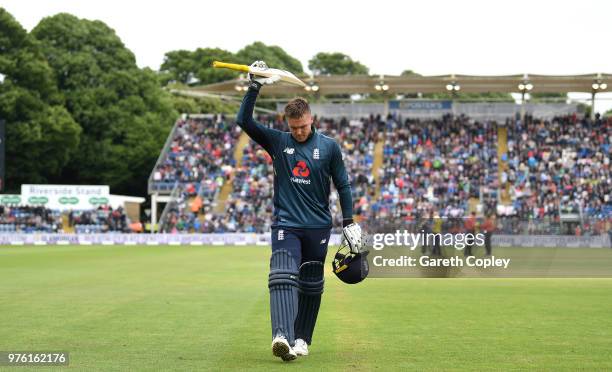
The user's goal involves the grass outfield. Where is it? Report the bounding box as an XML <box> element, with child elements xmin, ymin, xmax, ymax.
<box><xmin>1</xmin><ymin>245</ymin><xmax>611</xmax><ymax>371</ymax></box>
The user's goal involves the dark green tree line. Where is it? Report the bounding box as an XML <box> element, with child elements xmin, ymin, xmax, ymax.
<box><xmin>0</xmin><ymin>8</ymin><xmax>81</xmax><ymax>188</ymax></box>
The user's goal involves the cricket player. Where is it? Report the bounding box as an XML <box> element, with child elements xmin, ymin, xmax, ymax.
<box><xmin>236</xmin><ymin>61</ymin><xmax>363</xmax><ymax>362</ymax></box>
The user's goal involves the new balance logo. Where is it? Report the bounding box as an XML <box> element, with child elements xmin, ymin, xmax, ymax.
<box><xmin>313</xmin><ymin>148</ymin><xmax>320</xmax><ymax>159</ymax></box>
<box><xmin>283</xmin><ymin>147</ymin><xmax>295</xmax><ymax>155</ymax></box>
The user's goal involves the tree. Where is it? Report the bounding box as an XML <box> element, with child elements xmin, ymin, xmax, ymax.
<box><xmin>423</xmin><ymin>92</ymin><xmax>514</xmax><ymax>102</ymax></box>
<box><xmin>161</xmin><ymin>47</ymin><xmax>239</xmax><ymax>85</ymax></box>
<box><xmin>236</xmin><ymin>42</ymin><xmax>303</xmax><ymax>74</ymax></box>
<box><xmin>31</xmin><ymin>13</ymin><xmax>177</xmax><ymax>195</ymax></box>
<box><xmin>0</xmin><ymin>8</ymin><xmax>81</xmax><ymax>189</ymax></box>
<box><xmin>400</xmin><ymin>69</ymin><xmax>422</xmax><ymax>77</ymax></box>
<box><xmin>529</xmin><ymin>92</ymin><xmax>567</xmax><ymax>102</ymax></box>
<box><xmin>161</xmin><ymin>42</ymin><xmax>304</xmax><ymax>86</ymax></box>
<box><xmin>308</xmin><ymin>52</ymin><xmax>368</xmax><ymax>76</ymax></box>
<box><xmin>171</xmin><ymin>95</ymin><xmax>239</xmax><ymax>115</ymax></box>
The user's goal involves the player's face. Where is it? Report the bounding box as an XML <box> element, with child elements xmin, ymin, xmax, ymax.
<box><xmin>287</xmin><ymin>113</ymin><xmax>313</xmax><ymax>143</ymax></box>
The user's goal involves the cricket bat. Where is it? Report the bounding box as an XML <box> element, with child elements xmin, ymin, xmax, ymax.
<box><xmin>212</xmin><ymin>61</ymin><xmax>306</xmax><ymax>87</ymax></box>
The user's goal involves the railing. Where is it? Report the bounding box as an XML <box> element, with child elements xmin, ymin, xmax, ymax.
<box><xmin>156</xmin><ymin>180</ymin><xmax>221</xmax><ymax>234</ymax></box>
<box><xmin>157</xmin><ymin>183</ymin><xmax>182</xmax><ymax>233</ymax></box>
<box><xmin>148</xmin><ymin>117</ymin><xmax>182</xmax><ymax>195</ymax></box>
<box><xmin>199</xmin><ymin>179</ymin><xmax>220</xmax><ymax>210</ymax></box>
<box><xmin>148</xmin><ymin>114</ymin><xmax>226</xmax><ymax>195</ymax></box>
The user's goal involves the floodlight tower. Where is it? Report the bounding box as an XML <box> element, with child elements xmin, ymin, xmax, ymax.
<box><xmin>234</xmin><ymin>74</ymin><xmax>249</xmax><ymax>92</ymax></box>
<box><xmin>304</xmin><ymin>78</ymin><xmax>320</xmax><ymax>98</ymax></box>
<box><xmin>445</xmin><ymin>76</ymin><xmax>461</xmax><ymax>116</ymax></box>
<box><xmin>591</xmin><ymin>74</ymin><xmax>607</xmax><ymax>120</ymax></box>
<box><xmin>518</xmin><ymin>76</ymin><xmax>533</xmax><ymax>122</ymax></box>
<box><xmin>375</xmin><ymin>75</ymin><xmax>390</xmax><ymax>117</ymax></box>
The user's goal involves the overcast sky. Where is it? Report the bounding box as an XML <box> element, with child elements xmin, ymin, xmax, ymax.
<box><xmin>3</xmin><ymin>0</ymin><xmax>611</xmax><ymax>110</ymax></box>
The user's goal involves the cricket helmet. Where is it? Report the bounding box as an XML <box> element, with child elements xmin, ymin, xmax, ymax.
<box><xmin>332</xmin><ymin>240</ymin><xmax>369</xmax><ymax>284</ymax></box>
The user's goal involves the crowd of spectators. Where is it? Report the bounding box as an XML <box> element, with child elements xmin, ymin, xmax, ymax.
<box><xmin>503</xmin><ymin>113</ymin><xmax>611</xmax><ymax>234</ymax></box>
<box><xmin>365</xmin><ymin>114</ymin><xmax>498</xmax><ymax>226</ymax></box>
<box><xmin>155</xmin><ymin>111</ymin><xmax>610</xmax><ymax>237</ymax></box>
<box><xmin>160</xmin><ymin>180</ymin><xmax>239</xmax><ymax>233</ymax></box>
<box><xmin>320</xmin><ymin>115</ymin><xmax>380</xmax><ymax>230</ymax></box>
<box><xmin>0</xmin><ymin>205</ymin><xmax>135</xmax><ymax>234</ymax></box>
<box><xmin>153</xmin><ymin>115</ymin><xmax>241</xmax><ymax>233</ymax></box>
<box><xmin>222</xmin><ymin>141</ymin><xmax>275</xmax><ymax>233</ymax></box>
<box><xmin>151</xmin><ymin>116</ymin><xmax>239</xmax><ymax>193</ymax></box>
<box><xmin>0</xmin><ymin>206</ymin><xmax>63</xmax><ymax>233</ymax></box>
<box><xmin>161</xmin><ymin>114</ymin><xmax>382</xmax><ymax>233</ymax></box>
<box><xmin>4</xmin><ymin>111</ymin><xmax>608</xmax><ymax>236</ymax></box>
<box><xmin>218</xmin><ymin>115</ymin><xmax>380</xmax><ymax>233</ymax></box>
<box><xmin>69</xmin><ymin>206</ymin><xmax>131</xmax><ymax>233</ymax></box>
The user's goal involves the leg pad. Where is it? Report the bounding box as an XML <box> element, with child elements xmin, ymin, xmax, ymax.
<box><xmin>295</xmin><ymin>261</ymin><xmax>324</xmax><ymax>345</ymax></box>
<box><xmin>269</xmin><ymin>249</ymin><xmax>299</xmax><ymax>343</ymax></box>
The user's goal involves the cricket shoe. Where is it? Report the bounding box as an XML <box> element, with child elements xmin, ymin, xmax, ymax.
<box><xmin>271</xmin><ymin>336</ymin><xmax>297</xmax><ymax>362</ymax></box>
<box><xmin>293</xmin><ymin>338</ymin><xmax>309</xmax><ymax>356</ymax></box>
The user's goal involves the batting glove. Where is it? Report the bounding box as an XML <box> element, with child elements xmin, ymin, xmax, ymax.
<box><xmin>342</xmin><ymin>223</ymin><xmax>364</xmax><ymax>254</ymax></box>
<box><xmin>248</xmin><ymin>60</ymin><xmax>280</xmax><ymax>88</ymax></box>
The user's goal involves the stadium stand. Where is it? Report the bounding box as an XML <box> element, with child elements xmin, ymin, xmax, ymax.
<box><xmin>222</xmin><ymin>140</ymin><xmax>274</xmax><ymax>233</ymax></box>
<box><xmin>153</xmin><ymin>111</ymin><xmax>610</xmax><ymax>236</ymax></box>
<box><xmin>503</xmin><ymin>114</ymin><xmax>611</xmax><ymax>234</ymax></box>
<box><xmin>368</xmin><ymin>114</ymin><xmax>498</xmax><ymax>222</ymax></box>
<box><xmin>149</xmin><ymin>115</ymin><xmax>239</xmax><ymax>193</ymax></box>
<box><xmin>70</xmin><ymin>206</ymin><xmax>131</xmax><ymax>233</ymax></box>
<box><xmin>214</xmin><ymin>114</ymin><xmax>382</xmax><ymax>233</ymax></box>
<box><xmin>324</xmin><ymin>115</ymin><xmax>381</xmax><ymax>230</ymax></box>
<box><xmin>0</xmin><ymin>206</ymin><xmax>63</xmax><ymax>233</ymax></box>
<box><xmin>0</xmin><ymin>204</ymin><xmax>135</xmax><ymax>234</ymax></box>
<box><xmin>158</xmin><ymin>114</ymin><xmax>381</xmax><ymax>233</ymax></box>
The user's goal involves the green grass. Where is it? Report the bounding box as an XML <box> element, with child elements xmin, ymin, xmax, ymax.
<box><xmin>1</xmin><ymin>245</ymin><xmax>611</xmax><ymax>371</ymax></box>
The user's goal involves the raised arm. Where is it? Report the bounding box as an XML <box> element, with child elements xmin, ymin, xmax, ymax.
<box><xmin>236</xmin><ymin>85</ymin><xmax>276</xmax><ymax>154</ymax></box>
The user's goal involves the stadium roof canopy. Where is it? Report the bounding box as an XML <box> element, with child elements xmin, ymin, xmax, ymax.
<box><xmin>185</xmin><ymin>73</ymin><xmax>612</xmax><ymax>97</ymax></box>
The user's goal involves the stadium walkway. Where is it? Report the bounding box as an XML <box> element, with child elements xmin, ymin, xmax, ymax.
<box><xmin>498</xmin><ymin>125</ymin><xmax>511</xmax><ymax>204</ymax></box>
<box><xmin>214</xmin><ymin>131</ymin><xmax>251</xmax><ymax>213</ymax></box>
<box><xmin>372</xmin><ymin>138</ymin><xmax>384</xmax><ymax>199</ymax></box>
<box><xmin>62</xmin><ymin>214</ymin><xmax>74</xmax><ymax>233</ymax></box>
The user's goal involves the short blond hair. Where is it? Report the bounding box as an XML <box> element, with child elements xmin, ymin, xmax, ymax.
<box><xmin>284</xmin><ymin>97</ymin><xmax>310</xmax><ymax>119</ymax></box>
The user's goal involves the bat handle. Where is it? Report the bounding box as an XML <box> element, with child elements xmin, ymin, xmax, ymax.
<box><xmin>212</xmin><ymin>61</ymin><xmax>250</xmax><ymax>73</ymax></box>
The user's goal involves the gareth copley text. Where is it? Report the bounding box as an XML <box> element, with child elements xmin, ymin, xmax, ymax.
<box><xmin>373</xmin><ymin>255</ymin><xmax>511</xmax><ymax>269</ymax></box>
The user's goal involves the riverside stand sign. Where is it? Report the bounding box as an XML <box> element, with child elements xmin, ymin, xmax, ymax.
<box><xmin>21</xmin><ymin>185</ymin><xmax>110</xmax><ymax>211</ymax></box>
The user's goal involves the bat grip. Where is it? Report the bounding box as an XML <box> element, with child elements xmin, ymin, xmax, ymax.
<box><xmin>212</xmin><ymin>61</ymin><xmax>250</xmax><ymax>73</ymax></box>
